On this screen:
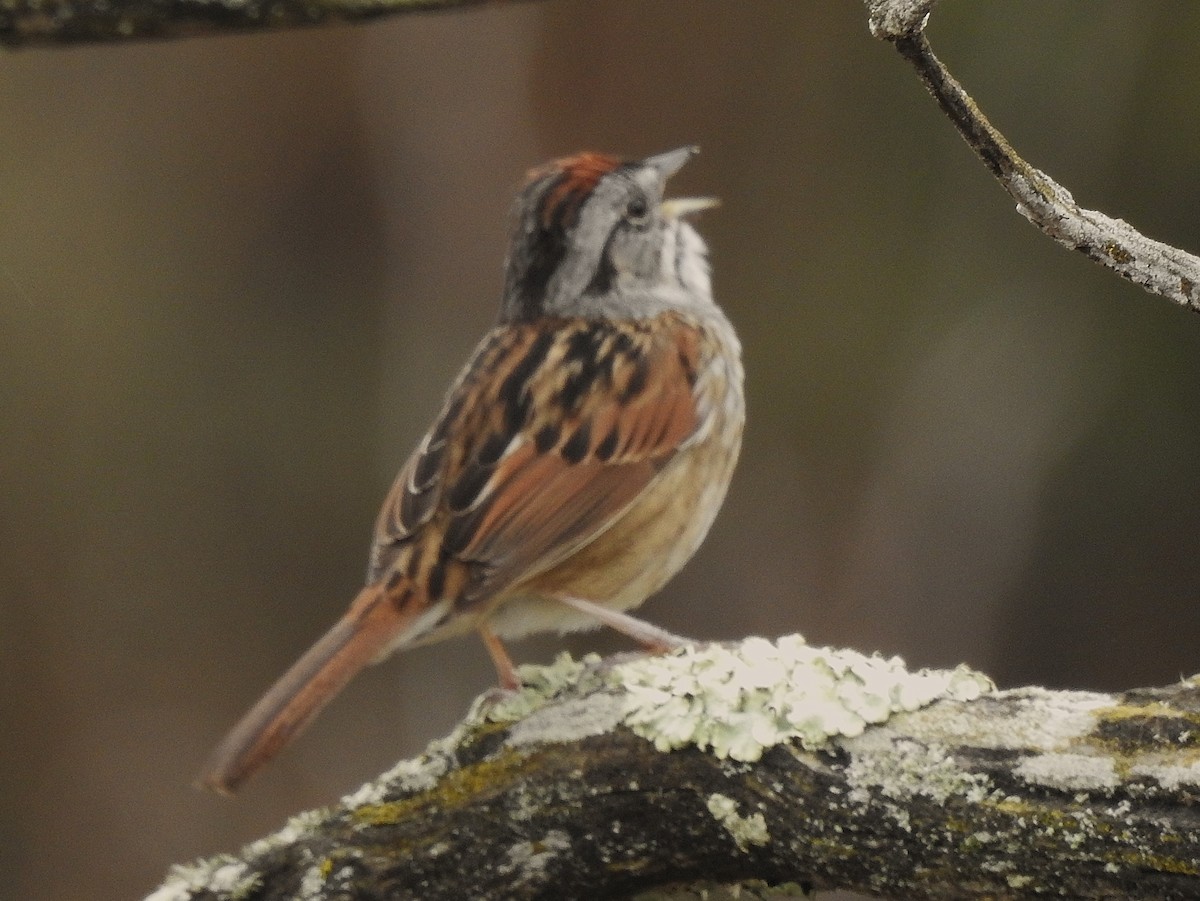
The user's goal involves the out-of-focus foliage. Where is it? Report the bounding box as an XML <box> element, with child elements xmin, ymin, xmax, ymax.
<box><xmin>3</xmin><ymin>3</ymin><xmax>1200</xmax><ymax>898</ymax></box>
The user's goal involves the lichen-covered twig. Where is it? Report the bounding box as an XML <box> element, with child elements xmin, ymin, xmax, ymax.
<box><xmin>150</xmin><ymin>635</ymin><xmax>1200</xmax><ymax>900</ymax></box>
<box><xmin>866</xmin><ymin>0</ymin><xmax>1200</xmax><ymax>312</ymax></box>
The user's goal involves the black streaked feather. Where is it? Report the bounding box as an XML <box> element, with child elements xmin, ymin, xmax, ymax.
<box><xmin>620</xmin><ymin>356</ymin><xmax>649</xmax><ymax>402</ymax></box>
<box><xmin>499</xmin><ymin>330</ymin><xmax>555</xmax><ymax>433</ymax></box>
<box><xmin>412</xmin><ymin>442</ymin><xmax>445</xmax><ymax>491</ymax></box>
<box><xmin>400</xmin><ymin>482</ymin><xmax>434</xmax><ymax>533</ymax></box>
<box><xmin>446</xmin><ymin>461</ymin><xmax>494</xmax><ymax>513</ymax></box>
<box><xmin>475</xmin><ymin>431</ymin><xmax>510</xmax><ymax>466</ymax></box>
<box><xmin>534</xmin><ymin>423</ymin><xmax>560</xmax><ymax>453</ymax></box>
<box><xmin>443</xmin><ymin>505</ymin><xmax>485</xmax><ymax>558</ymax></box>
<box><xmin>426</xmin><ymin>558</ymin><xmax>447</xmax><ymax>600</ymax></box>
<box><xmin>594</xmin><ymin>427</ymin><xmax>619</xmax><ymax>462</ymax></box>
<box><xmin>561</xmin><ymin>421</ymin><xmax>592</xmax><ymax>465</ymax></box>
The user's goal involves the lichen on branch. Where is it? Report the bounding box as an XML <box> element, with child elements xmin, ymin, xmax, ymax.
<box><xmin>150</xmin><ymin>635</ymin><xmax>1200</xmax><ymax>900</ymax></box>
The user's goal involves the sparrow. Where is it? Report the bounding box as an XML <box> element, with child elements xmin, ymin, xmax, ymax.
<box><xmin>201</xmin><ymin>145</ymin><xmax>745</xmax><ymax>793</ymax></box>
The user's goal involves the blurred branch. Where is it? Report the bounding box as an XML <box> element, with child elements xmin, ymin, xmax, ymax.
<box><xmin>867</xmin><ymin>0</ymin><xmax>1200</xmax><ymax>312</ymax></box>
<box><xmin>152</xmin><ymin>638</ymin><xmax>1200</xmax><ymax>900</ymax></box>
<box><xmin>0</xmin><ymin>0</ymin><xmax>511</xmax><ymax>47</ymax></box>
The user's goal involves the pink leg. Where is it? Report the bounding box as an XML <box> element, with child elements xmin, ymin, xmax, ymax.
<box><xmin>479</xmin><ymin>625</ymin><xmax>522</xmax><ymax>690</ymax></box>
<box><xmin>553</xmin><ymin>595</ymin><xmax>690</xmax><ymax>653</ymax></box>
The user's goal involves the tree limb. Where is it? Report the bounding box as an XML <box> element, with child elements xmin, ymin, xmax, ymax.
<box><xmin>866</xmin><ymin>0</ymin><xmax>1200</xmax><ymax>312</ymax></box>
<box><xmin>0</xmin><ymin>0</ymin><xmax>508</xmax><ymax>47</ymax></box>
<box><xmin>9</xmin><ymin>0</ymin><xmax>1199</xmax><ymax>320</ymax></box>
<box><xmin>150</xmin><ymin>636</ymin><xmax>1200</xmax><ymax>900</ymax></box>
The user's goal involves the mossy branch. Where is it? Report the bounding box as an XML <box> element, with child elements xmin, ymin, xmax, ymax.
<box><xmin>151</xmin><ymin>637</ymin><xmax>1200</xmax><ymax>900</ymax></box>
<box><xmin>866</xmin><ymin>0</ymin><xmax>1200</xmax><ymax>312</ymax></box>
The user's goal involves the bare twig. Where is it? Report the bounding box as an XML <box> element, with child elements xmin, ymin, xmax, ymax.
<box><xmin>151</xmin><ymin>638</ymin><xmax>1200</xmax><ymax>900</ymax></box>
<box><xmin>867</xmin><ymin>1</ymin><xmax>1200</xmax><ymax>312</ymax></box>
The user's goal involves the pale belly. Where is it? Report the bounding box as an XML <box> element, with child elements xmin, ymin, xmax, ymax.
<box><xmin>486</xmin><ymin>396</ymin><xmax>743</xmax><ymax>640</ymax></box>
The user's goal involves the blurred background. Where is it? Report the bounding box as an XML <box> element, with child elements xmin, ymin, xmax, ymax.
<box><xmin>5</xmin><ymin>2</ymin><xmax>1200</xmax><ymax>898</ymax></box>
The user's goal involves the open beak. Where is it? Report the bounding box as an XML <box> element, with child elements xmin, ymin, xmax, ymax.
<box><xmin>661</xmin><ymin>196</ymin><xmax>721</xmax><ymax>219</ymax></box>
<box><xmin>642</xmin><ymin>146</ymin><xmax>719</xmax><ymax>219</ymax></box>
<box><xmin>643</xmin><ymin>145</ymin><xmax>699</xmax><ymax>180</ymax></box>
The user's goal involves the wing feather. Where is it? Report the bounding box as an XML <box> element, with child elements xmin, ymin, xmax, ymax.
<box><xmin>369</xmin><ymin>312</ymin><xmax>707</xmax><ymax>612</ymax></box>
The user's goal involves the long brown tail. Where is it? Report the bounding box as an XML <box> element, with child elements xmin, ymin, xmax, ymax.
<box><xmin>199</xmin><ymin>584</ymin><xmax>416</xmax><ymax>794</ymax></box>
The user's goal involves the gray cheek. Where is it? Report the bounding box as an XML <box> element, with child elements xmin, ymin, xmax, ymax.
<box><xmin>639</xmin><ymin>235</ymin><xmax>666</xmax><ymax>279</ymax></box>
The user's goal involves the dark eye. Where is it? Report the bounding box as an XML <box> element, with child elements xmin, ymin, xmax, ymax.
<box><xmin>624</xmin><ymin>196</ymin><xmax>650</xmax><ymax>224</ymax></box>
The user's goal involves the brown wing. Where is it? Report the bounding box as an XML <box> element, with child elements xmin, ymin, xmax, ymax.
<box><xmin>368</xmin><ymin>312</ymin><xmax>705</xmax><ymax>612</ymax></box>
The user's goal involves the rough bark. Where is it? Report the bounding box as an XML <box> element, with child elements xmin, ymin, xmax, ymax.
<box><xmin>150</xmin><ymin>639</ymin><xmax>1200</xmax><ymax>900</ymax></box>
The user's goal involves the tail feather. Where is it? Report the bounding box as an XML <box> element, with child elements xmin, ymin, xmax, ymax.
<box><xmin>199</xmin><ymin>585</ymin><xmax>413</xmax><ymax>795</ymax></box>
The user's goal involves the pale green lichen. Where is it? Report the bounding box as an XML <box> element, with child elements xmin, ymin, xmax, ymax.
<box><xmin>505</xmin><ymin>691</ymin><xmax>627</xmax><ymax>749</ymax></box>
<box><xmin>482</xmin><ymin>651</ymin><xmax>607</xmax><ymax>723</ymax></box>
<box><xmin>297</xmin><ymin>862</ymin><xmax>326</xmax><ymax>899</ymax></box>
<box><xmin>297</xmin><ymin>857</ymin><xmax>357</xmax><ymax>900</ymax></box>
<box><xmin>244</xmin><ymin>807</ymin><xmax>328</xmax><ymax>858</ymax></box>
<box><xmin>144</xmin><ymin>858</ymin><xmax>259</xmax><ymax>901</ymax></box>
<box><xmin>844</xmin><ymin>735</ymin><xmax>992</xmax><ymax>810</ymax></box>
<box><xmin>1129</xmin><ymin>760</ymin><xmax>1200</xmax><ymax>791</ymax></box>
<box><xmin>497</xmin><ymin>829</ymin><xmax>572</xmax><ymax>880</ymax></box>
<box><xmin>706</xmin><ymin>792</ymin><xmax>770</xmax><ymax>851</ymax></box>
<box><xmin>615</xmin><ymin>634</ymin><xmax>993</xmax><ymax>762</ymax></box>
<box><xmin>635</xmin><ymin>880</ymin><xmax>813</xmax><ymax>900</ymax></box>
<box><xmin>1014</xmin><ymin>752</ymin><xmax>1120</xmax><ymax>792</ymax></box>
<box><xmin>145</xmin><ymin>808</ymin><xmax>327</xmax><ymax>900</ymax></box>
<box><xmin>939</xmin><ymin>686</ymin><xmax>1113</xmax><ymax>750</ymax></box>
<box><xmin>341</xmin><ymin>743</ymin><xmax>450</xmax><ymax>807</ymax></box>
<box><xmin>344</xmin><ymin>656</ymin><xmax>604</xmax><ymax>810</ymax></box>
